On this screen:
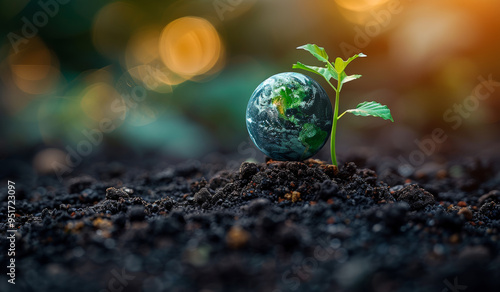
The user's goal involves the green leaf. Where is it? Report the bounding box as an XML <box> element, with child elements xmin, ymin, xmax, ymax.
<box><xmin>334</xmin><ymin>57</ymin><xmax>346</xmax><ymax>73</ymax></box>
<box><xmin>292</xmin><ymin>62</ymin><xmax>339</xmax><ymax>82</ymax></box>
<box><xmin>341</xmin><ymin>73</ymin><xmax>362</xmax><ymax>84</ymax></box>
<box><xmin>344</xmin><ymin>101</ymin><xmax>394</xmax><ymax>122</ymax></box>
<box><xmin>296</xmin><ymin>44</ymin><xmax>329</xmax><ymax>63</ymax></box>
<box><xmin>334</xmin><ymin>53</ymin><xmax>366</xmax><ymax>89</ymax></box>
<box><xmin>344</xmin><ymin>53</ymin><xmax>367</xmax><ymax>68</ymax></box>
<box><xmin>334</xmin><ymin>53</ymin><xmax>367</xmax><ymax>74</ymax></box>
<box><xmin>336</xmin><ymin>72</ymin><xmax>363</xmax><ymax>91</ymax></box>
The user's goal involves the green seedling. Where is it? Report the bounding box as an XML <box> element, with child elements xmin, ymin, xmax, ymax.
<box><xmin>293</xmin><ymin>44</ymin><xmax>394</xmax><ymax>166</ymax></box>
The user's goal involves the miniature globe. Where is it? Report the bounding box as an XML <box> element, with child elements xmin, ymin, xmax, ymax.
<box><xmin>246</xmin><ymin>72</ymin><xmax>333</xmax><ymax>161</ymax></box>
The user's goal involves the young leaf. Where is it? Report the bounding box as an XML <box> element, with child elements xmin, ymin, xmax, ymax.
<box><xmin>292</xmin><ymin>62</ymin><xmax>339</xmax><ymax>83</ymax></box>
<box><xmin>343</xmin><ymin>101</ymin><xmax>394</xmax><ymax>122</ymax></box>
<box><xmin>343</xmin><ymin>53</ymin><xmax>367</xmax><ymax>69</ymax></box>
<box><xmin>293</xmin><ymin>45</ymin><xmax>390</xmax><ymax>167</ymax></box>
<box><xmin>334</xmin><ymin>57</ymin><xmax>346</xmax><ymax>73</ymax></box>
<box><xmin>296</xmin><ymin>44</ymin><xmax>329</xmax><ymax>63</ymax></box>
<box><xmin>341</xmin><ymin>73</ymin><xmax>362</xmax><ymax>84</ymax></box>
<box><xmin>337</xmin><ymin>72</ymin><xmax>363</xmax><ymax>91</ymax></box>
<box><xmin>334</xmin><ymin>53</ymin><xmax>367</xmax><ymax>74</ymax></box>
<box><xmin>334</xmin><ymin>53</ymin><xmax>366</xmax><ymax>90</ymax></box>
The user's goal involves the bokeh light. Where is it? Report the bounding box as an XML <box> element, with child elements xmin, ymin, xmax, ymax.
<box><xmin>335</xmin><ymin>0</ymin><xmax>391</xmax><ymax>12</ymax></box>
<box><xmin>92</xmin><ymin>2</ymin><xmax>140</xmax><ymax>60</ymax></box>
<box><xmin>126</xmin><ymin>65</ymin><xmax>177</xmax><ymax>92</ymax></box>
<box><xmin>159</xmin><ymin>16</ymin><xmax>223</xmax><ymax>79</ymax></box>
<box><xmin>389</xmin><ymin>5</ymin><xmax>477</xmax><ymax>74</ymax></box>
<box><xmin>334</xmin><ymin>0</ymin><xmax>392</xmax><ymax>25</ymax></box>
<box><xmin>115</xmin><ymin>72</ymin><xmax>159</xmax><ymax>127</ymax></box>
<box><xmin>8</xmin><ymin>38</ymin><xmax>60</xmax><ymax>94</ymax></box>
<box><xmin>33</xmin><ymin>148</ymin><xmax>67</xmax><ymax>174</ymax></box>
<box><xmin>126</xmin><ymin>26</ymin><xmax>161</xmax><ymax>67</ymax></box>
<box><xmin>1</xmin><ymin>0</ymin><xmax>500</xmax><ymax>160</ymax></box>
<box><xmin>3</xmin><ymin>38</ymin><xmax>60</xmax><ymax>114</ymax></box>
<box><xmin>80</xmin><ymin>82</ymin><xmax>126</xmax><ymax>126</ymax></box>
<box><xmin>124</xmin><ymin>26</ymin><xmax>180</xmax><ymax>91</ymax></box>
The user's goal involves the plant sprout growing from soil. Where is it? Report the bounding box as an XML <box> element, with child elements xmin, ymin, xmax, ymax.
<box><xmin>293</xmin><ymin>44</ymin><xmax>394</xmax><ymax>166</ymax></box>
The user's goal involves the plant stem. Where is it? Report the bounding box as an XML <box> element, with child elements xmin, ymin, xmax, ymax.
<box><xmin>330</xmin><ymin>77</ymin><xmax>341</xmax><ymax>166</ymax></box>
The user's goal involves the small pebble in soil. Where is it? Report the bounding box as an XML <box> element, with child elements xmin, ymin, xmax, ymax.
<box><xmin>105</xmin><ymin>187</ymin><xmax>130</xmax><ymax>200</ymax></box>
<box><xmin>194</xmin><ymin>187</ymin><xmax>211</xmax><ymax>205</ymax></box>
<box><xmin>458</xmin><ymin>207</ymin><xmax>473</xmax><ymax>220</ymax></box>
<box><xmin>394</xmin><ymin>184</ymin><xmax>435</xmax><ymax>210</ymax></box>
<box><xmin>226</xmin><ymin>226</ymin><xmax>250</xmax><ymax>249</ymax></box>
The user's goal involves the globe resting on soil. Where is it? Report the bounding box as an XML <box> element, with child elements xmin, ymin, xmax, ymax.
<box><xmin>246</xmin><ymin>72</ymin><xmax>333</xmax><ymax>161</ymax></box>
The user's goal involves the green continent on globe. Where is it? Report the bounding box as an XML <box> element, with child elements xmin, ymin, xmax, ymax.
<box><xmin>246</xmin><ymin>72</ymin><xmax>333</xmax><ymax>161</ymax></box>
<box><xmin>298</xmin><ymin>123</ymin><xmax>328</xmax><ymax>153</ymax></box>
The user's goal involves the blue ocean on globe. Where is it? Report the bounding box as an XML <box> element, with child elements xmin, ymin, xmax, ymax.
<box><xmin>246</xmin><ymin>72</ymin><xmax>333</xmax><ymax>161</ymax></box>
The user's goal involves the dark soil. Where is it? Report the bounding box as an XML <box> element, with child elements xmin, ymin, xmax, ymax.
<box><xmin>1</xmin><ymin>155</ymin><xmax>500</xmax><ymax>292</ymax></box>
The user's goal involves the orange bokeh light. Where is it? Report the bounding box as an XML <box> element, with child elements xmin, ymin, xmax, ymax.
<box><xmin>125</xmin><ymin>26</ymin><xmax>179</xmax><ymax>91</ymax></box>
<box><xmin>159</xmin><ymin>16</ymin><xmax>222</xmax><ymax>78</ymax></box>
<box><xmin>2</xmin><ymin>38</ymin><xmax>60</xmax><ymax>114</ymax></box>
<box><xmin>8</xmin><ymin>38</ymin><xmax>60</xmax><ymax>94</ymax></box>
<box><xmin>126</xmin><ymin>26</ymin><xmax>161</xmax><ymax>67</ymax></box>
<box><xmin>335</xmin><ymin>0</ymin><xmax>391</xmax><ymax>12</ymax></box>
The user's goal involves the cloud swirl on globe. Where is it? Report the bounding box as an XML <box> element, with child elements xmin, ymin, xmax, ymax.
<box><xmin>246</xmin><ymin>72</ymin><xmax>333</xmax><ymax>161</ymax></box>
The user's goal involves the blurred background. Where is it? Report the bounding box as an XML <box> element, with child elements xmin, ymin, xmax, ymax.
<box><xmin>1</xmin><ymin>0</ymin><xmax>500</xmax><ymax>176</ymax></box>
